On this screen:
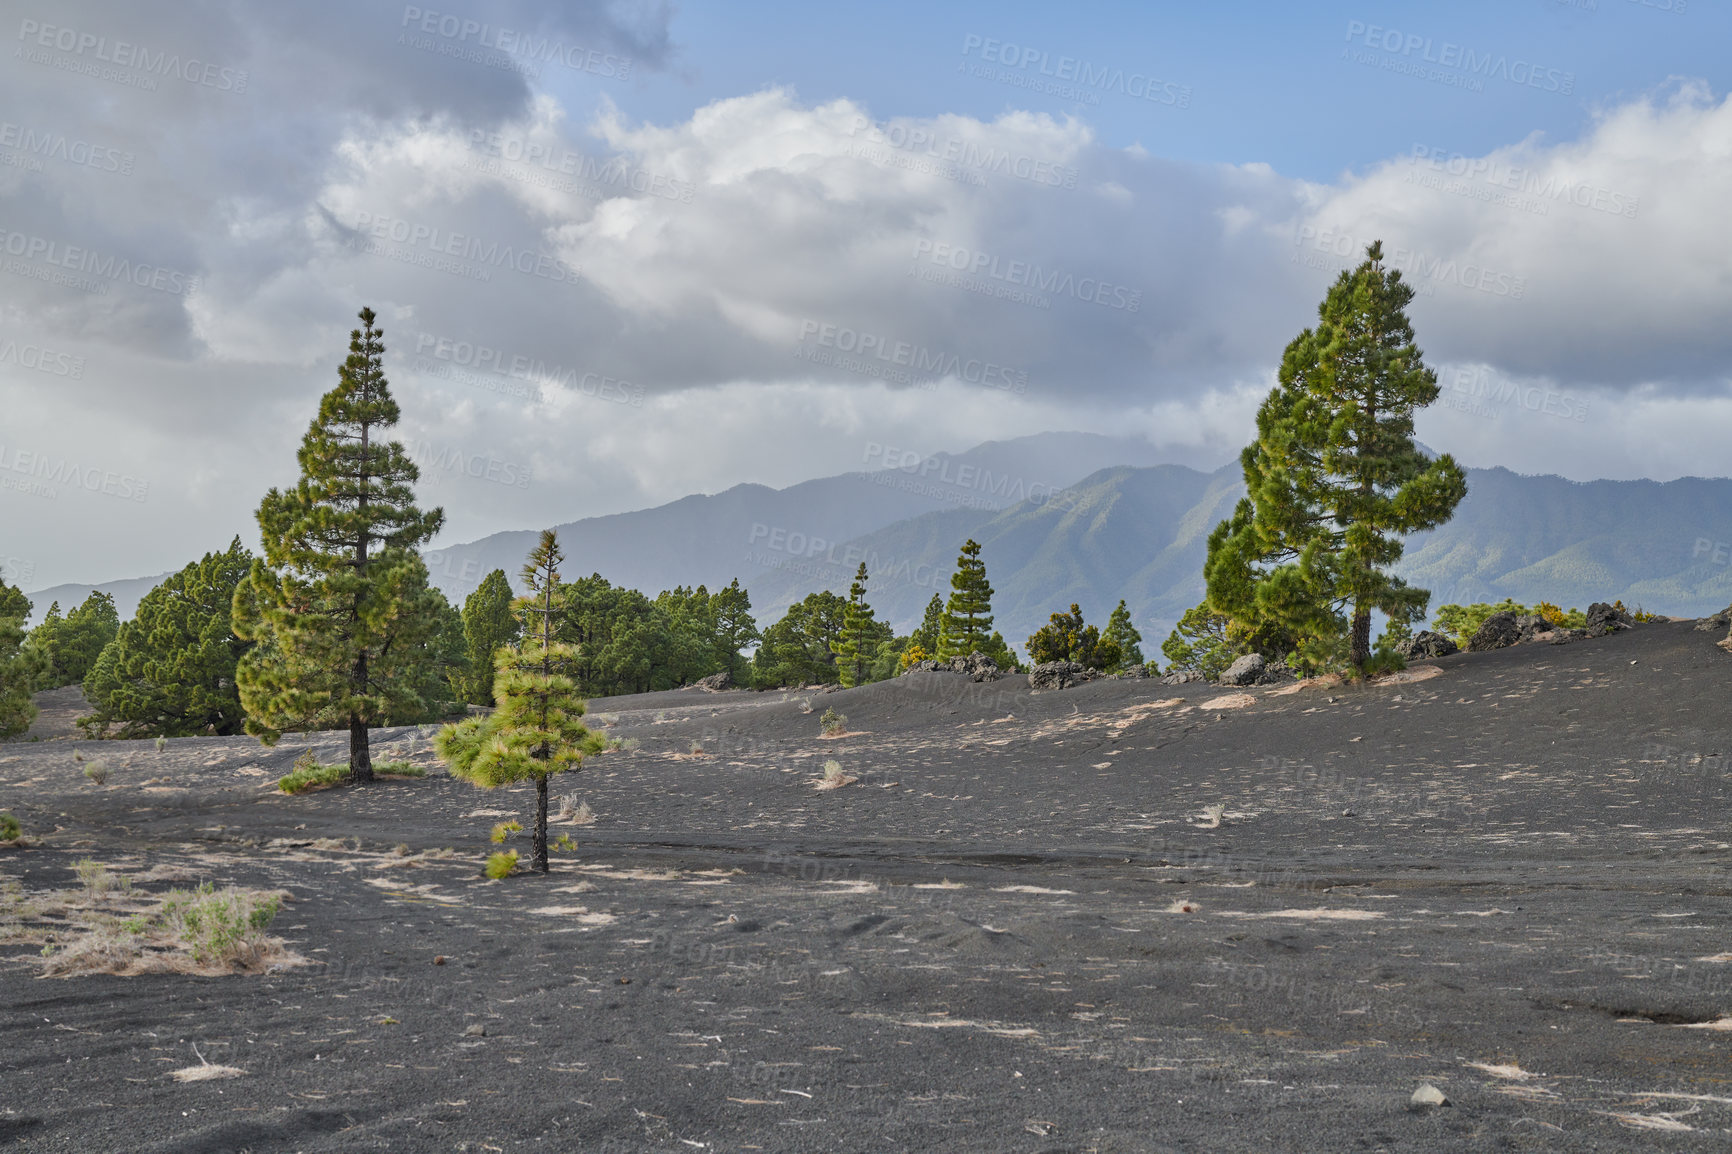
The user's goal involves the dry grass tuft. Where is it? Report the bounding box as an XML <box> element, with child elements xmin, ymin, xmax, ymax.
<box><xmin>30</xmin><ymin>881</ymin><xmax>306</xmax><ymax>979</ymax></box>
<box><xmin>814</xmin><ymin>760</ymin><xmax>857</xmax><ymax>791</ymax></box>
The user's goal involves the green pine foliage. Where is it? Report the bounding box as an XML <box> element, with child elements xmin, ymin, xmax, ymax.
<box><xmin>552</xmin><ymin>574</ymin><xmax>755</xmax><ymax>695</ymax></box>
<box><xmin>937</xmin><ymin>540</ymin><xmax>996</xmax><ymax>660</ymax></box>
<box><xmin>30</xmin><ymin>592</ymin><xmax>120</xmax><ymax>690</ymax></box>
<box><xmin>231</xmin><ymin>307</ymin><xmax>446</xmax><ymax>783</ymax></box>
<box><xmin>0</xmin><ymin>579</ymin><xmax>45</xmax><ymax>738</ymax></box>
<box><xmin>457</xmin><ymin>570</ymin><xmax>519</xmax><ymax>705</ymax></box>
<box><xmin>1204</xmin><ymin>241</ymin><xmax>1467</xmax><ymax>673</ymax></box>
<box><xmin>436</xmin><ymin>530</ymin><xmax>606</xmax><ymax>874</ymax></box>
<box><xmin>752</xmin><ymin>591</ymin><xmax>849</xmax><ymax>688</ymax></box>
<box><xmin>1161</xmin><ymin>603</ymin><xmax>1242</xmax><ymax>680</ymax></box>
<box><xmin>831</xmin><ymin>564</ymin><xmax>879</xmax><ymax>688</ymax></box>
<box><xmin>1102</xmin><ymin>600</ymin><xmax>1144</xmax><ymax>670</ymax></box>
<box><xmin>78</xmin><ymin>538</ymin><xmax>255</xmax><ymax>738</ymax></box>
<box><xmin>1026</xmin><ymin>604</ymin><xmax>1121</xmax><ymax>671</ymax></box>
<box><xmin>912</xmin><ymin>594</ymin><xmax>944</xmax><ymax>655</ymax></box>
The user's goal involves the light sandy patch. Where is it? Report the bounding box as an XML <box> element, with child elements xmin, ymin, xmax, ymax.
<box><xmin>169</xmin><ymin>1063</ymin><xmax>245</xmax><ymax>1082</ymax></box>
<box><xmin>1598</xmin><ymin>1110</ymin><xmax>1697</xmax><ymax>1132</ymax></box>
<box><xmin>1465</xmin><ymin>1061</ymin><xmax>1538</xmax><ymax>1080</ymax></box>
<box><xmin>1695</xmin><ymin>953</ymin><xmax>1732</xmax><ymax>963</ymax></box>
<box><xmin>1676</xmin><ymin>1017</ymin><xmax>1732</xmax><ymax>1031</ymax></box>
<box><xmin>1225</xmin><ymin>909</ymin><xmax>1385</xmax><ymax>921</ymax></box>
<box><xmin>1266</xmin><ymin>674</ymin><xmax>1343</xmax><ymax>697</ymax></box>
<box><xmin>552</xmin><ymin>882</ymin><xmax>596</xmax><ymax>894</ymax></box>
<box><xmin>576</xmin><ymin>866</ymin><xmax>680</xmax><ymax>881</ymax></box>
<box><xmin>1379</xmin><ymin>664</ymin><xmax>1444</xmax><ymax>684</ymax></box>
<box><xmin>857</xmin><ymin>1012</ymin><xmax>1039</xmax><ymax>1038</ymax></box>
<box><xmin>994</xmin><ymin>886</ymin><xmax>1074</xmax><ymax>895</ymax></box>
<box><xmin>1203</xmin><ymin>693</ymin><xmax>1256</xmax><ymax>710</ymax></box>
<box><xmin>1165</xmin><ymin>899</ymin><xmax>1201</xmax><ymax>913</ymax></box>
<box><xmin>462</xmin><ymin>809</ymin><xmax>518</xmax><ymax>819</ymax></box>
<box><xmin>817</xmin><ymin>880</ymin><xmax>880</xmax><ymax>894</ymax></box>
<box><xmin>913</xmin><ymin>880</ymin><xmax>965</xmax><ymax>890</ymax></box>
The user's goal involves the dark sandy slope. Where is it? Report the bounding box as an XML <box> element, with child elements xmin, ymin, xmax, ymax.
<box><xmin>2</xmin><ymin>621</ymin><xmax>1731</xmax><ymax>1152</ymax></box>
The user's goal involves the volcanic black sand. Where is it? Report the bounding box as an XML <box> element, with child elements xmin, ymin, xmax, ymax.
<box><xmin>3</xmin><ymin>622</ymin><xmax>1731</xmax><ymax>1151</ymax></box>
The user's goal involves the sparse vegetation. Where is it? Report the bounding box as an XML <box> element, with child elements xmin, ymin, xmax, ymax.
<box><xmin>74</xmin><ymin>859</ymin><xmax>130</xmax><ymax>899</ymax></box>
<box><xmin>371</xmin><ymin>760</ymin><xmax>426</xmax><ymax>778</ymax></box>
<box><xmin>82</xmin><ymin>760</ymin><xmax>108</xmax><ymax>786</ymax></box>
<box><xmin>277</xmin><ymin>750</ymin><xmax>346</xmax><ymax>794</ymax></box>
<box><xmin>551</xmin><ymin>833</ymin><xmax>577</xmax><ymax>854</ymax></box>
<box><xmin>485</xmin><ymin>850</ymin><xmax>519</xmax><ymax>879</ymax></box>
<box><xmin>820</xmin><ymin>708</ymin><xmax>847</xmax><ymax>736</ymax></box>
<box><xmin>155</xmin><ymin>735</ymin><xmax>168</xmax><ymax>753</ymax></box>
<box><xmin>815</xmin><ymin>759</ymin><xmax>857</xmax><ymax>791</ymax></box>
<box><xmin>0</xmin><ymin>813</ymin><xmax>21</xmax><ymax>843</ymax></box>
<box><xmin>29</xmin><ymin>879</ymin><xmax>296</xmax><ymax>978</ymax></box>
<box><xmin>490</xmin><ymin>821</ymin><xmax>522</xmax><ymax>844</ymax></box>
<box><xmin>557</xmin><ymin>795</ymin><xmax>596</xmax><ymax>825</ymax></box>
<box><xmin>155</xmin><ymin>883</ymin><xmax>283</xmax><ymax>967</ymax></box>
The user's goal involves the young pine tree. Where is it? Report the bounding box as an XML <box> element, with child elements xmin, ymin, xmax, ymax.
<box><xmin>913</xmin><ymin>594</ymin><xmax>944</xmax><ymax>655</ymax></box>
<box><xmin>31</xmin><ymin>592</ymin><xmax>120</xmax><ymax>689</ymax></box>
<box><xmin>937</xmin><ymin>540</ymin><xmax>996</xmax><ymax>660</ymax></box>
<box><xmin>1102</xmin><ymin>600</ymin><xmax>1143</xmax><ymax>670</ymax></box>
<box><xmin>233</xmin><ymin>307</ymin><xmax>446</xmax><ymax>782</ymax></box>
<box><xmin>1204</xmin><ymin>241</ymin><xmax>1467</xmax><ymax>672</ymax></box>
<box><xmin>459</xmin><ymin>569</ymin><xmax>521</xmax><ymax>705</ymax></box>
<box><xmin>831</xmin><ymin>563</ymin><xmax>878</xmax><ymax>688</ymax></box>
<box><xmin>0</xmin><ymin>580</ymin><xmax>44</xmax><ymax>738</ymax></box>
<box><xmin>435</xmin><ymin>530</ymin><xmax>604</xmax><ymax>874</ymax></box>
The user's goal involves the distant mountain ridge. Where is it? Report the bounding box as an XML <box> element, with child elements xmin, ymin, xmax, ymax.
<box><xmin>26</xmin><ymin>434</ymin><xmax>1732</xmax><ymax>658</ymax></box>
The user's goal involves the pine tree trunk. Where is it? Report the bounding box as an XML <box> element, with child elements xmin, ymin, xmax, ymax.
<box><xmin>533</xmin><ymin>774</ymin><xmax>549</xmax><ymax>873</ymax></box>
<box><xmin>1350</xmin><ymin>608</ymin><xmax>1372</xmax><ymax>671</ymax></box>
<box><xmin>348</xmin><ymin>708</ymin><xmax>373</xmax><ymax>783</ymax></box>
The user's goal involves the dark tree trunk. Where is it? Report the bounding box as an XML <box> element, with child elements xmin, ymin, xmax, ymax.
<box><xmin>349</xmin><ymin>707</ymin><xmax>373</xmax><ymax>783</ymax></box>
<box><xmin>1350</xmin><ymin>608</ymin><xmax>1372</xmax><ymax>671</ymax></box>
<box><xmin>533</xmin><ymin>774</ymin><xmax>549</xmax><ymax>873</ymax></box>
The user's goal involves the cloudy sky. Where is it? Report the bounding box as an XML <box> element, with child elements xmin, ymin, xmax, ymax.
<box><xmin>3</xmin><ymin>0</ymin><xmax>1730</xmax><ymax>590</ymax></box>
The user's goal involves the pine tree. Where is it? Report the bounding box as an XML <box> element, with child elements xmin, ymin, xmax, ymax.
<box><xmin>233</xmin><ymin>307</ymin><xmax>446</xmax><ymax>782</ymax></box>
<box><xmin>937</xmin><ymin>540</ymin><xmax>996</xmax><ymax>660</ymax></box>
<box><xmin>31</xmin><ymin>592</ymin><xmax>120</xmax><ymax>689</ymax></box>
<box><xmin>1204</xmin><ymin>241</ymin><xmax>1467</xmax><ymax>672</ymax></box>
<box><xmin>0</xmin><ymin>580</ymin><xmax>44</xmax><ymax>738</ymax></box>
<box><xmin>751</xmin><ymin>591</ymin><xmax>849</xmax><ymax>688</ymax></box>
<box><xmin>831</xmin><ymin>563</ymin><xmax>878</xmax><ymax>688</ymax></box>
<box><xmin>459</xmin><ymin>569</ymin><xmax>521</xmax><ymax>705</ymax></box>
<box><xmin>913</xmin><ymin>593</ymin><xmax>944</xmax><ymax>655</ymax></box>
<box><xmin>1102</xmin><ymin>600</ymin><xmax>1143</xmax><ymax>670</ymax></box>
<box><xmin>709</xmin><ymin>579</ymin><xmax>759</xmax><ymax>678</ymax></box>
<box><xmin>1026</xmin><ymin>604</ymin><xmax>1120</xmax><ymax>670</ymax></box>
<box><xmin>79</xmin><ymin>538</ymin><xmax>254</xmax><ymax>738</ymax></box>
<box><xmin>435</xmin><ymin>530</ymin><xmax>604</xmax><ymax>873</ymax></box>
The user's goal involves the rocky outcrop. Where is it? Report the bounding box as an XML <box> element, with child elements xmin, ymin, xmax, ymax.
<box><xmin>1692</xmin><ymin>604</ymin><xmax>1731</xmax><ymax>632</ymax></box>
<box><xmin>1159</xmin><ymin>670</ymin><xmax>1205</xmax><ymax>685</ymax></box>
<box><xmin>1255</xmin><ymin>661</ymin><xmax>1296</xmax><ymax>685</ymax></box>
<box><xmin>1028</xmin><ymin>661</ymin><xmax>1096</xmax><ymax>691</ymax></box>
<box><xmin>1398</xmin><ymin>630</ymin><xmax>1459</xmax><ymax>659</ymax></box>
<box><xmin>900</xmin><ymin>652</ymin><xmax>1002</xmax><ymax>682</ymax></box>
<box><xmin>692</xmin><ymin>670</ymin><xmax>734</xmax><ymax>692</ymax></box>
<box><xmin>1584</xmin><ymin>602</ymin><xmax>1633</xmax><ymax>637</ymax></box>
<box><xmin>1467</xmin><ymin>612</ymin><xmax>1522</xmax><ymax>652</ymax></box>
<box><xmin>1219</xmin><ymin>654</ymin><xmax>1266</xmax><ymax>686</ymax></box>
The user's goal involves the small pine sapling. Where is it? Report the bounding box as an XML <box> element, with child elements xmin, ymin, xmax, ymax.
<box><xmin>436</xmin><ymin>530</ymin><xmax>605</xmax><ymax>874</ymax></box>
<box><xmin>485</xmin><ymin>850</ymin><xmax>519</xmax><ymax>879</ymax></box>
<box><xmin>819</xmin><ymin>708</ymin><xmax>846</xmax><ymax>736</ymax></box>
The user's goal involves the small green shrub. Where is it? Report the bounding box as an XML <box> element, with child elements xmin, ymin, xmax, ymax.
<box><xmin>74</xmin><ymin>859</ymin><xmax>129</xmax><ymax>898</ymax></box>
<box><xmin>485</xmin><ymin>850</ymin><xmax>519</xmax><ymax>879</ymax></box>
<box><xmin>0</xmin><ymin>813</ymin><xmax>20</xmax><ymax>843</ymax></box>
<box><xmin>157</xmin><ymin>883</ymin><xmax>283</xmax><ymax>965</ymax></box>
<box><xmin>688</xmin><ymin>739</ymin><xmax>705</xmax><ymax>755</ymax></box>
<box><xmin>551</xmin><ymin>833</ymin><xmax>577</xmax><ymax>854</ymax></box>
<box><xmin>490</xmin><ymin>820</ymin><xmax>522</xmax><ymax>844</ymax></box>
<box><xmin>278</xmin><ymin>750</ymin><xmax>345</xmax><ymax>794</ymax></box>
<box><xmin>154</xmin><ymin>736</ymin><xmax>167</xmax><ymax>753</ymax></box>
<box><xmin>372</xmin><ymin>760</ymin><xmax>426</xmax><ymax>778</ymax></box>
<box><xmin>610</xmin><ymin>737</ymin><xmax>639</xmax><ymax>752</ymax></box>
<box><xmin>82</xmin><ymin>761</ymin><xmax>108</xmax><ymax>786</ymax></box>
<box><xmin>819</xmin><ymin>708</ymin><xmax>847</xmax><ymax>736</ymax></box>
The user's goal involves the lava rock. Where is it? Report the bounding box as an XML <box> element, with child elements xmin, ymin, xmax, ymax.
<box><xmin>1028</xmin><ymin>661</ymin><xmax>1095</xmax><ymax>691</ymax></box>
<box><xmin>948</xmin><ymin>652</ymin><xmax>1002</xmax><ymax>682</ymax></box>
<box><xmin>1159</xmin><ymin>670</ymin><xmax>1205</xmax><ymax>685</ymax></box>
<box><xmin>1584</xmin><ymin>601</ymin><xmax>1633</xmax><ymax>638</ymax></box>
<box><xmin>1397</xmin><ymin>630</ymin><xmax>1459</xmax><ymax>659</ymax></box>
<box><xmin>1254</xmin><ymin>661</ymin><xmax>1296</xmax><ymax>686</ymax></box>
<box><xmin>1467</xmin><ymin>611</ymin><xmax>1522</xmax><ymax>651</ymax></box>
<box><xmin>1515</xmin><ymin>614</ymin><xmax>1553</xmax><ymax>642</ymax></box>
<box><xmin>1409</xmin><ymin>1083</ymin><xmax>1450</xmax><ymax>1109</ymax></box>
<box><xmin>1219</xmin><ymin>653</ymin><xmax>1266</xmax><ymax>686</ymax></box>
<box><xmin>692</xmin><ymin>670</ymin><xmax>734</xmax><ymax>692</ymax></box>
<box><xmin>1692</xmin><ymin>606</ymin><xmax>1730</xmax><ymax>632</ymax></box>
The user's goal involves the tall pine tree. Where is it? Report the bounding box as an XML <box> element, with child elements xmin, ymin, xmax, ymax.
<box><xmin>459</xmin><ymin>569</ymin><xmax>521</xmax><ymax>705</ymax></box>
<box><xmin>436</xmin><ymin>530</ymin><xmax>604</xmax><ymax>873</ymax></box>
<box><xmin>937</xmin><ymin>540</ymin><xmax>996</xmax><ymax>660</ymax></box>
<box><xmin>1205</xmin><ymin>242</ymin><xmax>1467</xmax><ymax>671</ymax></box>
<box><xmin>831</xmin><ymin>563</ymin><xmax>878</xmax><ymax>688</ymax></box>
<box><xmin>233</xmin><ymin>307</ymin><xmax>446</xmax><ymax>782</ymax></box>
<box><xmin>1102</xmin><ymin>600</ymin><xmax>1143</xmax><ymax>670</ymax></box>
<box><xmin>0</xmin><ymin>580</ymin><xmax>43</xmax><ymax>738</ymax></box>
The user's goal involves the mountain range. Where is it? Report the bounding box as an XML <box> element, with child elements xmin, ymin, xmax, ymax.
<box><xmin>24</xmin><ymin>433</ymin><xmax>1732</xmax><ymax>655</ymax></box>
